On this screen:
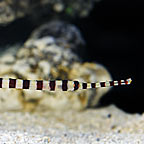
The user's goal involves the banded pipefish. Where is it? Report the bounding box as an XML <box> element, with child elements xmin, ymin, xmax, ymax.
<box><xmin>0</xmin><ymin>78</ymin><xmax>132</xmax><ymax>91</ymax></box>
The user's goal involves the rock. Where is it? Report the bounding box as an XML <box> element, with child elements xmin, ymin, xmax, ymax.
<box><xmin>29</xmin><ymin>20</ymin><xmax>85</xmax><ymax>55</ymax></box>
<box><xmin>0</xmin><ymin>0</ymin><xmax>100</xmax><ymax>25</ymax></box>
<box><xmin>0</xmin><ymin>21</ymin><xmax>112</xmax><ymax>111</ymax></box>
<box><xmin>0</xmin><ymin>1</ymin><xmax>15</xmax><ymax>25</ymax></box>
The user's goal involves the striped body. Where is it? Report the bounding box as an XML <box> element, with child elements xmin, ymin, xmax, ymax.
<box><xmin>0</xmin><ymin>78</ymin><xmax>132</xmax><ymax>91</ymax></box>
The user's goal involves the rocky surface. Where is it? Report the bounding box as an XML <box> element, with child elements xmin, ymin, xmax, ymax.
<box><xmin>0</xmin><ymin>0</ymin><xmax>100</xmax><ymax>25</ymax></box>
<box><xmin>0</xmin><ymin>21</ymin><xmax>112</xmax><ymax>112</ymax></box>
<box><xmin>0</xmin><ymin>105</ymin><xmax>143</xmax><ymax>143</ymax></box>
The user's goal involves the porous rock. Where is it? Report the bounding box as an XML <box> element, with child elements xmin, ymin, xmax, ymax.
<box><xmin>0</xmin><ymin>0</ymin><xmax>100</xmax><ymax>25</ymax></box>
<box><xmin>0</xmin><ymin>21</ymin><xmax>112</xmax><ymax>111</ymax></box>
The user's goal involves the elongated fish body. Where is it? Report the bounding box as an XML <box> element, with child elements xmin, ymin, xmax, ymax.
<box><xmin>0</xmin><ymin>78</ymin><xmax>132</xmax><ymax>91</ymax></box>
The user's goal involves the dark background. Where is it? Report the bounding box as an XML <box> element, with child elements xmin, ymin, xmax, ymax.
<box><xmin>0</xmin><ymin>0</ymin><xmax>141</xmax><ymax>113</ymax></box>
<box><xmin>77</xmin><ymin>0</ymin><xmax>140</xmax><ymax>113</ymax></box>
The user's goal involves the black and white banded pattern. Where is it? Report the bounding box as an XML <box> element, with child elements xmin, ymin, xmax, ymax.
<box><xmin>0</xmin><ymin>78</ymin><xmax>132</xmax><ymax>91</ymax></box>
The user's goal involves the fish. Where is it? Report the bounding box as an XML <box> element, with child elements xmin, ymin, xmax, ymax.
<box><xmin>0</xmin><ymin>78</ymin><xmax>132</xmax><ymax>91</ymax></box>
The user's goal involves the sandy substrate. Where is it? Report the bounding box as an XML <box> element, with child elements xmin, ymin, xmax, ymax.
<box><xmin>0</xmin><ymin>105</ymin><xmax>144</xmax><ymax>143</ymax></box>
